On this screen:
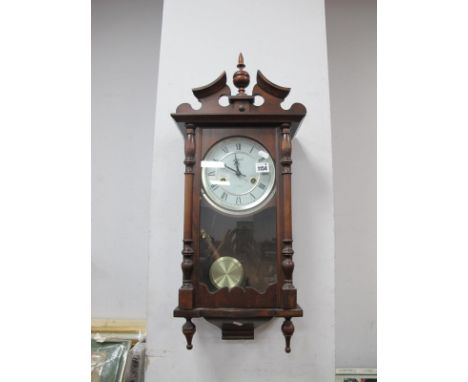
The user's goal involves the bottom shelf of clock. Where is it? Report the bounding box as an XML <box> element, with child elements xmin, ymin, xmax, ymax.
<box><xmin>173</xmin><ymin>305</ymin><xmax>302</xmax><ymax>352</ymax></box>
<box><xmin>174</xmin><ymin>306</ymin><xmax>303</xmax><ymax>318</ymax></box>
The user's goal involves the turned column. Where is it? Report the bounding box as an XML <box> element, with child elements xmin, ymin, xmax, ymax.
<box><xmin>179</xmin><ymin>123</ymin><xmax>195</xmax><ymax>309</ymax></box>
<box><xmin>280</xmin><ymin>122</ymin><xmax>297</xmax><ymax>309</ymax></box>
<box><xmin>279</xmin><ymin>122</ymin><xmax>298</xmax><ymax>353</ymax></box>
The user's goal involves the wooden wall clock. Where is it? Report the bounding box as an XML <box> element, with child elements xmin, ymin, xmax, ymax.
<box><xmin>172</xmin><ymin>54</ymin><xmax>306</xmax><ymax>353</ymax></box>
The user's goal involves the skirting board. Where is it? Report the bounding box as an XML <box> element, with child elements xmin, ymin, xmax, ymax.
<box><xmin>91</xmin><ymin>319</ymin><xmax>146</xmax><ymax>344</ymax></box>
<box><xmin>336</xmin><ymin>368</ymin><xmax>377</xmax><ymax>382</ymax></box>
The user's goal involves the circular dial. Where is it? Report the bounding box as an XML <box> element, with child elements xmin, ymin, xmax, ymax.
<box><xmin>201</xmin><ymin>136</ymin><xmax>276</xmax><ymax>215</ymax></box>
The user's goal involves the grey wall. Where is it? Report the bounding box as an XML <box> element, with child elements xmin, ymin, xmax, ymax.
<box><xmin>325</xmin><ymin>0</ymin><xmax>377</xmax><ymax>368</ymax></box>
<box><xmin>91</xmin><ymin>0</ymin><xmax>163</xmax><ymax>319</ymax></box>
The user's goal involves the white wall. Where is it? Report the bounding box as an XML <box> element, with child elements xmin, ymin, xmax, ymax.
<box><xmin>325</xmin><ymin>0</ymin><xmax>377</xmax><ymax>368</ymax></box>
<box><xmin>91</xmin><ymin>0</ymin><xmax>163</xmax><ymax>319</ymax></box>
<box><xmin>147</xmin><ymin>0</ymin><xmax>335</xmax><ymax>381</ymax></box>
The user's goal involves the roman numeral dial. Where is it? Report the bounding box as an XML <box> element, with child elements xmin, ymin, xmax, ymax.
<box><xmin>201</xmin><ymin>136</ymin><xmax>276</xmax><ymax>215</ymax></box>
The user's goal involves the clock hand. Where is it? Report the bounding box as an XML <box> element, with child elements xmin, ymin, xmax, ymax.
<box><xmin>224</xmin><ymin>164</ymin><xmax>246</xmax><ymax>177</ymax></box>
<box><xmin>233</xmin><ymin>154</ymin><xmax>245</xmax><ymax>177</ymax></box>
<box><xmin>233</xmin><ymin>154</ymin><xmax>240</xmax><ymax>173</ymax></box>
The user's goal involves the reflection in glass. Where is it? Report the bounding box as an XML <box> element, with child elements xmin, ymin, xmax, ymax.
<box><xmin>199</xmin><ymin>200</ymin><xmax>277</xmax><ymax>293</ymax></box>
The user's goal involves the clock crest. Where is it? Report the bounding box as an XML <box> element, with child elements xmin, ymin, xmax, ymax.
<box><xmin>172</xmin><ymin>54</ymin><xmax>306</xmax><ymax>352</ymax></box>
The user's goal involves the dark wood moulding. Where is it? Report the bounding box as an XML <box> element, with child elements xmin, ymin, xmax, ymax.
<box><xmin>174</xmin><ymin>306</ymin><xmax>303</xmax><ymax>319</ymax></box>
<box><xmin>171</xmin><ymin>70</ymin><xmax>306</xmax><ymax>137</ymax></box>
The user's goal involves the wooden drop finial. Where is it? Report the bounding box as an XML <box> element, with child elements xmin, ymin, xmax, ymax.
<box><xmin>233</xmin><ymin>52</ymin><xmax>250</xmax><ymax>94</ymax></box>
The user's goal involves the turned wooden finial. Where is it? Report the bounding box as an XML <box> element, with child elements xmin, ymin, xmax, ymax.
<box><xmin>233</xmin><ymin>52</ymin><xmax>250</xmax><ymax>94</ymax></box>
<box><xmin>238</xmin><ymin>52</ymin><xmax>245</xmax><ymax>67</ymax></box>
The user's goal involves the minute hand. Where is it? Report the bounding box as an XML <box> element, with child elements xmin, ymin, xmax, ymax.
<box><xmin>234</xmin><ymin>154</ymin><xmax>241</xmax><ymax>173</ymax></box>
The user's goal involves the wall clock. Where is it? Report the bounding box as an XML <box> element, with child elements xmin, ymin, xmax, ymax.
<box><xmin>172</xmin><ymin>54</ymin><xmax>306</xmax><ymax>353</ymax></box>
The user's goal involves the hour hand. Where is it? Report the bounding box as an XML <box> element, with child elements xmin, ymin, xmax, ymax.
<box><xmin>224</xmin><ymin>164</ymin><xmax>245</xmax><ymax>177</ymax></box>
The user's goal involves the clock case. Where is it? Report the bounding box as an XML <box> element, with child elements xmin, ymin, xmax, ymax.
<box><xmin>172</xmin><ymin>56</ymin><xmax>306</xmax><ymax>353</ymax></box>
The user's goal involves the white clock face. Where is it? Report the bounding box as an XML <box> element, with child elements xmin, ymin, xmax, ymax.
<box><xmin>201</xmin><ymin>136</ymin><xmax>276</xmax><ymax>215</ymax></box>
